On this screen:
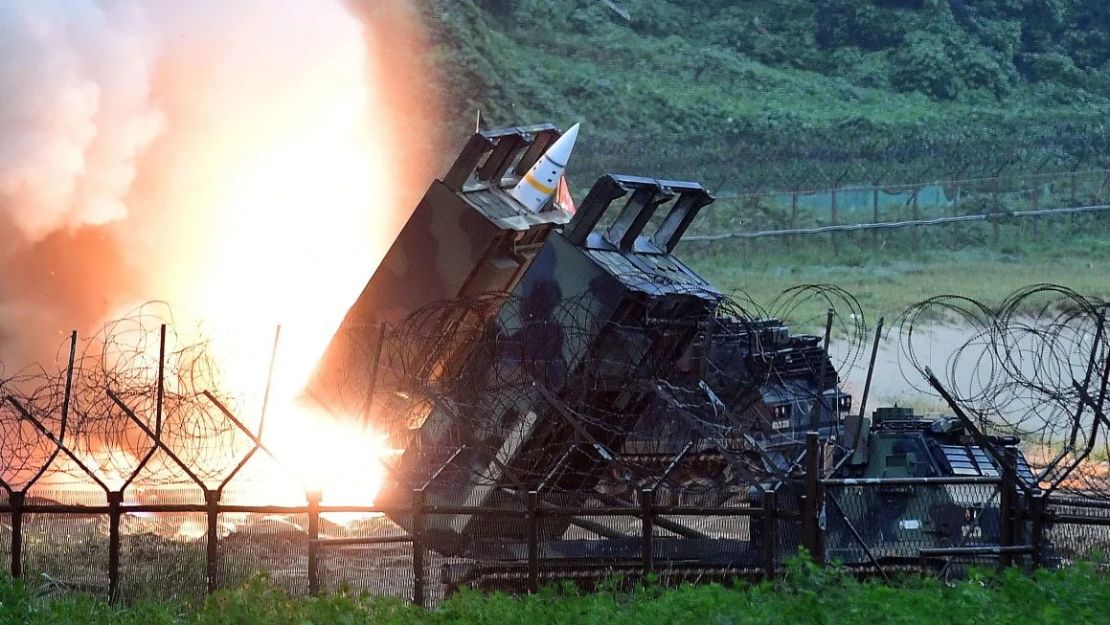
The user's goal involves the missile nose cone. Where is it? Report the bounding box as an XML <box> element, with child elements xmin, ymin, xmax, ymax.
<box><xmin>509</xmin><ymin>123</ymin><xmax>581</xmax><ymax>213</ymax></box>
<box><xmin>545</xmin><ymin>122</ymin><xmax>579</xmax><ymax>168</ymax></box>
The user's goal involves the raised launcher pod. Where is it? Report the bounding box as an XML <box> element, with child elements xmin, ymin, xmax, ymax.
<box><xmin>379</xmin><ymin>174</ymin><xmax>719</xmax><ymax>556</ymax></box>
<box><xmin>307</xmin><ymin>124</ymin><xmax>576</xmax><ymax>429</ymax></box>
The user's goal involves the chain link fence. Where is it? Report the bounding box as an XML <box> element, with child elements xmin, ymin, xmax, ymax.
<box><xmin>681</xmin><ymin>168</ymin><xmax>1110</xmax><ymax>252</ymax></box>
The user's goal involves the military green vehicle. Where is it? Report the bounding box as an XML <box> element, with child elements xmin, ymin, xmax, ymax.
<box><xmin>825</xmin><ymin>406</ymin><xmax>1044</xmax><ymax>568</ymax></box>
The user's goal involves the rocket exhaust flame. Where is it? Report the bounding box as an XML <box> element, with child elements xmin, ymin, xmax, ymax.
<box><xmin>0</xmin><ymin>0</ymin><xmax>440</xmax><ymax>515</ymax></box>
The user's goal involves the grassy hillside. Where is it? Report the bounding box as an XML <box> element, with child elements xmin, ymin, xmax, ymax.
<box><xmin>421</xmin><ymin>0</ymin><xmax>1110</xmax><ymax>189</ymax></box>
<box><xmin>418</xmin><ymin>1</ymin><xmax>1110</xmax><ymax>316</ymax></box>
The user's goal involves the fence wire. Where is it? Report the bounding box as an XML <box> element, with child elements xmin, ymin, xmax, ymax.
<box><xmin>683</xmin><ymin>168</ymin><xmax>1110</xmax><ymax>246</ymax></box>
<box><xmin>1</xmin><ymin>283</ymin><xmax>1110</xmax><ymax>603</ymax></box>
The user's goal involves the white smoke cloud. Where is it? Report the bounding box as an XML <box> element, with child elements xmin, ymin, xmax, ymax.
<box><xmin>0</xmin><ymin>0</ymin><xmax>441</xmax><ymax>368</ymax></box>
<box><xmin>0</xmin><ymin>0</ymin><xmax>163</xmax><ymax>241</ymax></box>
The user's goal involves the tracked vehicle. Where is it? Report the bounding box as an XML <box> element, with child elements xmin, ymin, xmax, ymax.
<box><xmin>824</xmin><ymin>406</ymin><xmax>1046</xmax><ymax>568</ymax></box>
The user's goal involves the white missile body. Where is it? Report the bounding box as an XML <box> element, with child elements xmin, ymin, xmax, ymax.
<box><xmin>509</xmin><ymin>122</ymin><xmax>580</xmax><ymax>213</ymax></box>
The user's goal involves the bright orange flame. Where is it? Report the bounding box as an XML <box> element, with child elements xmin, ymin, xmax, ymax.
<box><xmin>127</xmin><ymin>10</ymin><xmax>405</xmax><ymax>507</ymax></box>
<box><xmin>260</xmin><ymin>407</ymin><xmax>397</xmax><ymax>523</ymax></box>
<box><xmin>41</xmin><ymin>1</ymin><xmax>441</xmax><ymax>520</ymax></box>
<box><xmin>134</xmin><ymin>75</ymin><xmax>397</xmax><ymax>510</ymax></box>
<box><xmin>190</xmin><ymin>80</ymin><xmax>397</xmax><ymax>511</ymax></box>
<box><xmin>169</xmin><ymin>63</ymin><xmax>392</xmax><ymax>400</ymax></box>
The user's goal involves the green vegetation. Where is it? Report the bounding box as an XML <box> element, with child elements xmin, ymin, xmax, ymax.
<box><xmin>418</xmin><ymin>1</ymin><xmax>1110</xmax><ymax>316</ymax></box>
<box><xmin>422</xmin><ymin>0</ymin><xmax>1110</xmax><ymax>189</ymax></box>
<box><xmin>677</xmin><ymin>166</ymin><xmax>1110</xmax><ymax>319</ymax></box>
<box><xmin>680</xmin><ymin>196</ymin><xmax>1110</xmax><ymax>320</ymax></box>
<box><xmin>3</xmin><ymin>558</ymin><xmax>1109</xmax><ymax>624</ymax></box>
<box><xmin>688</xmin><ymin>232</ymin><xmax>1110</xmax><ymax>323</ymax></box>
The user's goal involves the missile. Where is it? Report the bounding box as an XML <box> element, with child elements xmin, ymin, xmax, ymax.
<box><xmin>509</xmin><ymin>122</ymin><xmax>579</xmax><ymax>213</ymax></box>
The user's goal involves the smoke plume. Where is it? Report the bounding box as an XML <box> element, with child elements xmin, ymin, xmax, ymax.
<box><xmin>0</xmin><ymin>0</ymin><xmax>441</xmax><ymax>371</ymax></box>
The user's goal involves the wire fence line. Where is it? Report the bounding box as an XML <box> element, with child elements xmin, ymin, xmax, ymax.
<box><xmin>683</xmin><ymin>167</ymin><xmax>1110</xmax><ymax>245</ymax></box>
<box><xmin>1</xmin><ymin>446</ymin><xmax>1109</xmax><ymax>605</ymax></box>
<box><xmin>3</xmin><ymin>285</ymin><xmax>1110</xmax><ymax>604</ymax></box>
<box><xmin>574</xmin><ymin>123</ymin><xmax>1110</xmax><ymax>200</ymax></box>
<box><xmin>710</xmin><ymin>167</ymin><xmax>1110</xmax><ymax>198</ymax></box>
<box><xmin>685</xmin><ymin>203</ymin><xmax>1110</xmax><ymax>241</ymax></box>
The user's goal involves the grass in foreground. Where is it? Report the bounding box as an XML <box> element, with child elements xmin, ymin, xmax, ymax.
<box><xmin>1</xmin><ymin>558</ymin><xmax>1108</xmax><ymax>625</ymax></box>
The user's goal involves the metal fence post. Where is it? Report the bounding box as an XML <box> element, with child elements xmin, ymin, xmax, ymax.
<box><xmin>9</xmin><ymin>491</ymin><xmax>24</xmax><ymax>580</ymax></box>
<box><xmin>802</xmin><ymin>432</ymin><xmax>821</xmax><ymax>562</ymax></box>
<box><xmin>1070</xmin><ymin>171</ymin><xmax>1081</xmax><ymax>230</ymax></box>
<box><xmin>307</xmin><ymin>490</ymin><xmax>322</xmax><ymax>595</ymax></box>
<box><xmin>1030</xmin><ymin>491</ymin><xmax>1046</xmax><ymax>569</ymax></box>
<box><xmin>998</xmin><ymin>454</ymin><xmax>1016</xmax><ymax>569</ymax></box>
<box><xmin>205</xmin><ymin>489</ymin><xmax>221</xmax><ymax>594</ymax></box>
<box><xmin>107</xmin><ymin>491</ymin><xmax>122</xmax><ymax>603</ymax></box>
<box><xmin>871</xmin><ymin>186</ymin><xmax>880</xmax><ymax>248</ymax></box>
<box><xmin>911</xmin><ymin>187</ymin><xmax>920</xmax><ymax>252</ymax></box>
<box><xmin>830</xmin><ymin>187</ymin><xmax>839</xmax><ymax>256</ymax></box>
<box><xmin>816</xmin><ymin>473</ymin><xmax>826</xmax><ymax>563</ymax></box>
<box><xmin>528</xmin><ymin>490</ymin><xmax>540</xmax><ymax>593</ymax></box>
<box><xmin>411</xmin><ymin>488</ymin><xmax>425</xmax><ymax>607</ymax></box>
<box><xmin>762</xmin><ymin>486</ymin><xmax>777</xmax><ymax>580</ymax></box>
<box><xmin>1031</xmin><ymin>182</ymin><xmax>1040</xmax><ymax>238</ymax></box>
<box><xmin>999</xmin><ymin>177</ymin><xmax>1007</xmax><ymax>245</ymax></box>
<box><xmin>641</xmin><ymin>487</ymin><xmax>655</xmax><ymax>577</ymax></box>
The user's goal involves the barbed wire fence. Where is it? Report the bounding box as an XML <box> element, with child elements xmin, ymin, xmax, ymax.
<box><xmin>4</xmin><ymin>281</ymin><xmax>1110</xmax><ymax>602</ymax></box>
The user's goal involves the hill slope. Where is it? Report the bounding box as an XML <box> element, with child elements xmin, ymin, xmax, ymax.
<box><xmin>422</xmin><ymin>0</ymin><xmax>1110</xmax><ymax>188</ymax></box>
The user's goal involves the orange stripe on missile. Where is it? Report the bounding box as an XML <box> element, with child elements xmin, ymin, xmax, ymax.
<box><xmin>523</xmin><ymin>171</ymin><xmax>556</xmax><ymax>195</ymax></box>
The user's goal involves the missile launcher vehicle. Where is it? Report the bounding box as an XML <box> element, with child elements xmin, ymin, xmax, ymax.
<box><xmin>308</xmin><ymin>122</ymin><xmax>1046</xmax><ymax>589</ymax></box>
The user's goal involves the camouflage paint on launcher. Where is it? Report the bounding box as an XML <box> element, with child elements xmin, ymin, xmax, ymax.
<box><xmin>306</xmin><ymin>124</ymin><xmax>577</xmax><ymax>423</ymax></box>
